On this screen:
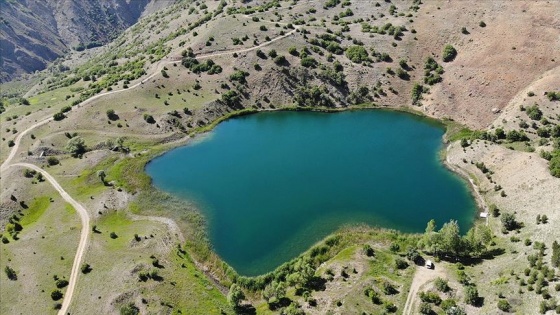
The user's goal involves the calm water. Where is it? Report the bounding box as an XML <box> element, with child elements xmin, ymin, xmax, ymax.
<box><xmin>146</xmin><ymin>110</ymin><xmax>476</xmax><ymax>276</ymax></box>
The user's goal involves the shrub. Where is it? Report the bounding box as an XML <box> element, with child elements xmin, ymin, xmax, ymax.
<box><xmin>442</xmin><ymin>44</ymin><xmax>457</xmax><ymax>62</ymax></box>
<box><xmin>56</xmin><ymin>279</ymin><xmax>69</xmax><ymax>288</ymax></box>
<box><xmin>47</xmin><ymin>157</ymin><xmax>59</xmax><ymax>166</ymax></box>
<box><xmin>110</xmin><ymin>232</ymin><xmax>118</xmax><ymax>239</ymax></box>
<box><xmin>143</xmin><ymin>114</ymin><xmax>155</xmax><ymax>124</ymax></box>
<box><xmin>4</xmin><ymin>266</ymin><xmax>17</xmax><ymax>280</ymax></box>
<box><xmin>382</xmin><ymin>280</ymin><xmax>397</xmax><ymax>295</ymax></box>
<box><xmin>501</xmin><ymin>213</ymin><xmax>518</xmax><ymax>231</ymax></box>
<box><xmin>435</xmin><ymin>277</ymin><xmax>450</xmax><ymax>292</ymax></box>
<box><xmin>53</xmin><ymin>112</ymin><xmax>65</xmax><ymax>121</ymax></box>
<box><xmin>51</xmin><ymin>290</ymin><xmax>63</xmax><ymax>301</ymax></box>
<box><xmin>411</xmin><ymin>83</ymin><xmax>423</xmax><ymax>105</ymax></box>
<box><xmin>229</xmin><ymin>70</ymin><xmax>249</xmax><ymax>84</ymax></box>
<box><xmin>420</xmin><ymin>290</ymin><xmax>442</xmax><ymax>305</ymax></box>
<box><xmin>546</xmin><ymin>91</ymin><xmax>560</xmax><ymax>101</ymax></box>
<box><xmin>419</xmin><ymin>302</ymin><xmax>431</xmax><ymax>314</ymax></box>
<box><xmin>526</xmin><ymin>105</ymin><xmax>543</xmax><ymax>120</ymax></box>
<box><xmin>120</xmin><ymin>303</ymin><xmax>139</xmax><ymax>315</ymax></box>
<box><xmin>274</xmin><ymin>55</ymin><xmax>287</xmax><ymax>65</ymax></box>
<box><xmin>441</xmin><ymin>298</ymin><xmax>457</xmax><ymax>311</ymax></box>
<box><xmin>479</xmin><ymin>21</ymin><xmax>486</xmax><ymax>27</ymax></box>
<box><xmin>464</xmin><ymin>285</ymin><xmax>479</xmax><ymax>305</ymax></box>
<box><xmin>395</xmin><ymin>258</ymin><xmax>408</xmax><ymax>269</ymax></box>
<box><xmin>362</xmin><ymin>244</ymin><xmax>374</xmax><ymax>257</ymax></box>
<box><xmin>345</xmin><ymin>45</ymin><xmax>369</xmax><ymax>63</ymax></box>
<box><xmin>498</xmin><ymin>299</ymin><xmax>511</xmax><ymax>312</ymax></box>
<box><xmin>81</xmin><ymin>263</ymin><xmax>92</xmax><ymax>274</ymax></box>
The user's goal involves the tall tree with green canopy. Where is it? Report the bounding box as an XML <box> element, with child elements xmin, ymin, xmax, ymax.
<box><xmin>439</xmin><ymin>220</ymin><xmax>463</xmax><ymax>259</ymax></box>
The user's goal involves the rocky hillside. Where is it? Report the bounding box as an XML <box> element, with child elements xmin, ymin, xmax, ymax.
<box><xmin>0</xmin><ymin>0</ymin><xmax>171</xmax><ymax>82</ymax></box>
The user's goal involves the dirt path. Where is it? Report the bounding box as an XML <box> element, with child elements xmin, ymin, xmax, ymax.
<box><xmin>8</xmin><ymin>163</ymin><xmax>90</xmax><ymax>315</ymax></box>
<box><xmin>402</xmin><ymin>265</ymin><xmax>446</xmax><ymax>315</ymax></box>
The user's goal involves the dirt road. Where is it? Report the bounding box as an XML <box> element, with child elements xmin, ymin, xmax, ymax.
<box><xmin>402</xmin><ymin>265</ymin><xmax>446</xmax><ymax>315</ymax></box>
<box><xmin>8</xmin><ymin>163</ymin><xmax>90</xmax><ymax>315</ymax></box>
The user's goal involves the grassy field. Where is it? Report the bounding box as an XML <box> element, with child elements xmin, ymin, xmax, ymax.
<box><xmin>0</xmin><ymin>180</ymin><xmax>80</xmax><ymax>314</ymax></box>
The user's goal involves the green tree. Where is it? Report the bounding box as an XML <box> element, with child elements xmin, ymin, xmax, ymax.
<box><xmin>227</xmin><ymin>284</ymin><xmax>245</xmax><ymax>309</ymax></box>
<box><xmin>65</xmin><ymin>136</ymin><xmax>86</xmax><ymax>157</ymax></box>
<box><xmin>262</xmin><ymin>281</ymin><xmax>286</xmax><ymax>304</ymax></box>
<box><xmin>501</xmin><ymin>213</ymin><xmax>518</xmax><ymax>231</ymax></box>
<box><xmin>287</xmin><ymin>258</ymin><xmax>315</xmax><ymax>288</ymax></box>
<box><xmin>440</xmin><ymin>220</ymin><xmax>463</xmax><ymax>258</ymax></box>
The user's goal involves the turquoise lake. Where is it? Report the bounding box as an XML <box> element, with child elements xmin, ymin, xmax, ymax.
<box><xmin>146</xmin><ymin>110</ymin><xmax>476</xmax><ymax>276</ymax></box>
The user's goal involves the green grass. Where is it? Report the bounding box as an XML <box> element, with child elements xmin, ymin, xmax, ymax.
<box><xmin>446</xmin><ymin>122</ymin><xmax>475</xmax><ymax>142</ymax></box>
<box><xmin>20</xmin><ymin>196</ymin><xmax>51</xmax><ymax>226</ymax></box>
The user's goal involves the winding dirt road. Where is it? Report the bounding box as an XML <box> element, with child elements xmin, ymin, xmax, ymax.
<box><xmin>0</xmin><ymin>13</ymin><xmax>299</xmax><ymax>315</ymax></box>
<box><xmin>8</xmin><ymin>163</ymin><xmax>90</xmax><ymax>315</ymax></box>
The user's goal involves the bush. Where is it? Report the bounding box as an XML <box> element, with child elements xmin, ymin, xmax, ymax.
<box><xmin>53</xmin><ymin>112</ymin><xmax>65</xmax><ymax>121</ymax></box>
<box><xmin>419</xmin><ymin>302</ymin><xmax>432</xmax><ymax>314</ymax></box>
<box><xmin>110</xmin><ymin>232</ymin><xmax>118</xmax><ymax>239</ymax></box>
<box><xmin>4</xmin><ymin>266</ymin><xmax>17</xmax><ymax>280</ymax></box>
<box><xmin>442</xmin><ymin>44</ymin><xmax>457</xmax><ymax>62</ymax></box>
<box><xmin>440</xmin><ymin>299</ymin><xmax>457</xmax><ymax>311</ymax></box>
<box><xmin>435</xmin><ymin>277</ymin><xmax>450</xmax><ymax>292</ymax></box>
<box><xmin>362</xmin><ymin>244</ymin><xmax>374</xmax><ymax>257</ymax></box>
<box><xmin>501</xmin><ymin>213</ymin><xmax>518</xmax><ymax>231</ymax></box>
<box><xmin>464</xmin><ymin>285</ymin><xmax>479</xmax><ymax>305</ymax></box>
<box><xmin>300</xmin><ymin>56</ymin><xmax>318</xmax><ymax>68</ymax></box>
<box><xmin>143</xmin><ymin>114</ymin><xmax>155</xmax><ymax>124</ymax></box>
<box><xmin>47</xmin><ymin>157</ymin><xmax>59</xmax><ymax>166</ymax></box>
<box><xmin>120</xmin><ymin>303</ymin><xmax>139</xmax><ymax>315</ymax></box>
<box><xmin>420</xmin><ymin>290</ymin><xmax>442</xmax><ymax>305</ymax></box>
<box><xmin>51</xmin><ymin>290</ymin><xmax>63</xmax><ymax>301</ymax></box>
<box><xmin>498</xmin><ymin>299</ymin><xmax>511</xmax><ymax>312</ymax></box>
<box><xmin>526</xmin><ymin>104</ymin><xmax>543</xmax><ymax>120</ymax></box>
<box><xmin>81</xmin><ymin>263</ymin><xmax>92</xmax><ymax>274</ymax></box>
<box><xmin>274</xmin><ymin>55</ymin><xmax>287</xmax><ymax>65</ymax></box>
<box><xmin>345</xmin><ymin>45</ymin><xmax>369</xmax><ymax>63</ymax></box>
<box><xmin>56</xmin><ymin>279</ymin><xmax>69</xmax><ymax>288</ymax></box>
<box><xmin>479</xmin><ymin>21</ymin><xmax>486</xmax><ymax>27</ymax></box>
<box><xmin>106</xmin><ymin>109</ymin><xmax>117</xmax><ymax>120</ymax></box>
<box><xmin>395</xmin><ymin>258</ymin><xmax>408</xmax><ymax>269</ymax></box>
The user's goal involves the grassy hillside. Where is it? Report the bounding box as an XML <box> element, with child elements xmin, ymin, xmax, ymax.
<box><xmin>1</xmin><ymin>0</ymin><xmax>559</xmax><ymax>314</ymax></box>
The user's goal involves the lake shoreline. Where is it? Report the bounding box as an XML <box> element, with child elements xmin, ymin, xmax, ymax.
<box><xmin>144</xmin><ymin>105</ymin><xmax>482</xmax><ymax>276</ymax></box>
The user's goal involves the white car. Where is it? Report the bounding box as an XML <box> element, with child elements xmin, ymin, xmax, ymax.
<box><xmin>426</xmin><ymin>260</ymin><xmax>434</xmax><ymax>269</ymax></box>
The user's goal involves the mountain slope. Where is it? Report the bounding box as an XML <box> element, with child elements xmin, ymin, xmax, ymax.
<box><xmin>0</xmin><ymin>0</ymin><xmax>171</xmax><ymax>82</ymax></box>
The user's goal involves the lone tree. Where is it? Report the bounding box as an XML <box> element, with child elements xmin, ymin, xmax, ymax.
<box><xmin>65</xmin><ymin>136</ymin><xmax>86</xmax><ymax>157</ymax></box>
<box><xmin>227</xmin><ymin>284</ymin><xmax>245</xmax><ymax>309</ymax></box>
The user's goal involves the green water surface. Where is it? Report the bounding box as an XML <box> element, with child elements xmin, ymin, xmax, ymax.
<box><xmin>146</xmin><ymin>110</ymin><xmax>476</xmax><ymax>276</ymax></box>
